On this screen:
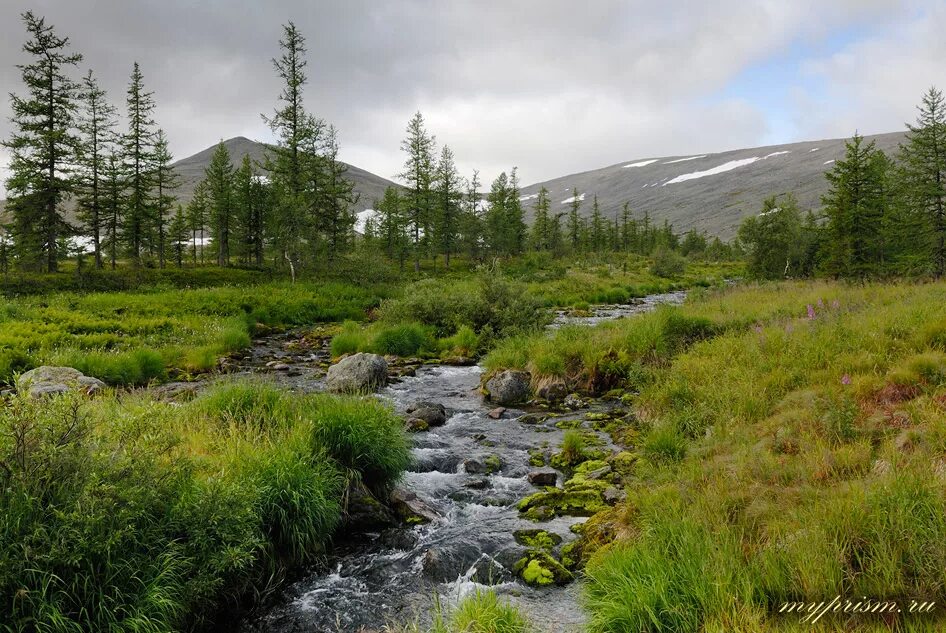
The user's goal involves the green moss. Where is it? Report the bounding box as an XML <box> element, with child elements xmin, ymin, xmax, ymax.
<box><xmin>484</xmin><ymin>453</ymin><xmax>502</xmax><ymax>474</ymax></box>
<box><xmin>513</xmin><ymin>528</ymin><xmax>563</xmax><ymax>549</ymax></box>
<box><xmin>554</xmin><ymin>418</ymin><xmax>584</xmax><ymax>430</ymax></box>
<box><xmin>528</xmin><ymin>449</ymin><xmax>547</xmax><ymax>467</ymax></box>
<box><xmin>518</xmin><ymin>487</ymin><xmax>607</xmax><ymax>518</ymax></box>
<box><xmin>513</xmin><ymin>550</ymin><xmax>574</xmax><ymax>586</ymax></box>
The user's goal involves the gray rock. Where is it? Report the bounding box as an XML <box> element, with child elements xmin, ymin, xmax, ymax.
<box><xmin>564</xmin><ymin>393</ymin><xmax>587</xmax><ymax>410</ymax></box>
<box><xmin>485</xmin><ymin>370</ymin><xmax>531</xmax><ymax>405</ymax></box>
<box><xmin>405</xmin><ymin>418</ymin><xmax>429</xmax><ymax>433</ymax></box>
<box><xmin>272</xmin><ymin>363</ymin><xmax>291</xmax><ymax>371</ymax></box>
<box><xmin>150</xmin><ymin>381</ymin><xmax>201</xmax><ymax>402</ymax></box>
<box><xmin>17</xmin><ymin>366</ymin><xmax>106</xmax><ymax>399</ymax></box>
<box><xmin>603</xmin><ymin>486</ymin><xmax>626</xmax><ymax>505</ymax></box>
<box><xmin>390</xmin><ymin>488</ymin><xmax>439</xmax><ymax>524</ymax></box>
<box><xmin>536</xmin><ymin>380</ymin><xmax>568</xmax><ymax>402</ymax></box>
<box><xmin>487</xmin><ymin>407</ymin><xmax>506</xmax><ymax>419</ymax></box>
<box><xmin>345</xmin><ymin>482</ymin><xmax>396</xmax><ymax>530</ymax></box>
<box><xmin>326</xmin><ymin>353</ymin><xmax>388</xmax><ymax>394</ymax></box>
<box><xmin>406</xmin><ymin>401</ymin><xmax>447</xmax><ymax>427</ymax></box>
<box><xmin>528</xmin><ymin>470</ymin><xmax>558</xmax><ymax>486</ymax></box>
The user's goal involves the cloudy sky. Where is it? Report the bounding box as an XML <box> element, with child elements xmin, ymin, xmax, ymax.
<box><xmin>1</xmin><ymin>0</ymin><xmax>945</xmax><ymax>197</ymax></box>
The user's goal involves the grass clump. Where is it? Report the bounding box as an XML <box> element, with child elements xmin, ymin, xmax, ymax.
<box><xmin>0</xmin><ymin>380</ymin><xmax>410</xmax><ymax>631</ymax></box>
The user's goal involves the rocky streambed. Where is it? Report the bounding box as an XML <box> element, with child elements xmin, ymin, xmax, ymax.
<box><xmin>225</xmin><ymin>293</ymin><xmax>684</xmax><ymax>633</ymax></box>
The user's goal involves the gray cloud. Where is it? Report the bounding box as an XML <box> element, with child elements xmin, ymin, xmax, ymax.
<box><xmin>0</xmin><ymin>0</ymin><xmax>942</xmax><ymax>199</ymax></box>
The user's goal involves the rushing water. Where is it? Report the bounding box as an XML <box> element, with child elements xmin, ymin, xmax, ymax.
<box><xmin>236</xmin><ymin>293</ymin><xmax>685</xmax><ymax>633</ymax></box>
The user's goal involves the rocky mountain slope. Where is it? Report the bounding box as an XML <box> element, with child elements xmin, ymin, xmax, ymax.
<box><xmin>518</xmin><ymin>131</ymin><xmax>905</xmax><ymax>239</ymax></box>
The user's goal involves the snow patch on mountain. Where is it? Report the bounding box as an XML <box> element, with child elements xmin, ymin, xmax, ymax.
<box><xmin>561</xmin><ymin>193</ymin><xmax>586</xmax><ymax>204</ymax></box>
<box><xmin>663</xmin><ymin>155</ymin><xmax>707</xmax><ymax>164</ymax></box>
<box><xmin>519</xmin><ymin>193</ymin><xmax>538</xmax><ymax>202</ymax></box>
<box><xmin>764</xmin><ymin>151</ymin><xmax>791</xmax><ymax>159</ymax></box>
<box><xmin>621</xmin><ymin>159</ymin><xmax>658</xmax><ymax>168</ymax></box>
<box><xmin>824</xmin><ymin>159</ymin><xmax>836</xmax><ymax>165</ymax></box>
<box><xmin>354</xmin><ymin>209</ymin><xmax>377</xmax><ymax>233</ymax></box>
<box><xmin>663</xmin><ymin>157</ymin><xmax>762</xmax><ymax>185</ymax></box>
<box><xmin>809</xmin><ymin>148</ymin><xmax>820</xmax><ymax>152</ymax></box>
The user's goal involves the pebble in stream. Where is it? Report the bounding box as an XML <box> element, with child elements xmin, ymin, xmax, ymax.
<box><xmin>237</xmin><ymin>294</ymin><xmax>685</xmax><ymax>633</ymax></box>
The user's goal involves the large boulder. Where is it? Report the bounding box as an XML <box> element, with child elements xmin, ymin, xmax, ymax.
<box><xmin>17</xmin><ymin>366</ymin><xmax>105</xmax><ymax>399</ymax></box>
<box><xmin>390</xmin><ymin>488</ymin><xmax>440</xmax><ymax>524</ymax></box>
<box><xmin>484</xmin><ymin>370</ymin><xmax>531</xmax><ymax>405</ymax></box>
<box><xmin>326</xmin><ymin>353</ymin><xmax>388</xmax><ymax>394</ymax></box>
<box><xmin>406</xmin><ymin>401</ymin><xmax>448</xmax><ymax>427</ymax></box>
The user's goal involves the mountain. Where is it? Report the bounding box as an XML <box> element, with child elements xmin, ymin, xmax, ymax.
<box><xmin>168</xmin><ymin>136</ymin><xmax>397</xmax><ymax>211</ymax></box>
<box><xmin>518</xmin><ymin>131</ymin><xmax>906</xmax><ymax>239</ymax></box>
<box><xmin>0</xmin><ymin>136</ymin><xmax>397</xmax><ymax>222</ymax></box>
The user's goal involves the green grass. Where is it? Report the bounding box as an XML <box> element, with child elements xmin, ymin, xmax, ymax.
<box><xmin>391</xmin><ymin>590</ymin><xmax>531</xmax><ymax>633</ymax></box>
<box><xmin>0</xmin><ymin>281</ymin><xmax>383</xmax><ymax>386</ymax></box>
<box><xmin>570</xmin><ymin>280</ymin><xmax>946</xmax><ymax>631</ymax></box>
<box><xmin>0</xmin><ymin>381</ymin><xmax>410</xmax><ymax>631</ymax></box>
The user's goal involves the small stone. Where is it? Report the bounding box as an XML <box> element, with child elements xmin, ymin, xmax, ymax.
<box><xmin>272</xmin><ymin>363</ymin><xmax>291</xmax><ymax>371</ymax></box>
<box><xmin>528</xmin><ymin>470</ymin><xmax>558</xmax><ymax>487</ymax></box>
<box><xmin>464</xmin><ymin>458</ymin><xmax>486</xmax><ymax>474</ymax></box>
<box><xmin>603</xmin><ymin>486</ymin><xmax>625</xmax><ymax>505</ymax></box>
<box><xmin>405</xmin><ymin>418</ymin><xmax>429</xmax><ymax>433</ymax></box>
<box><xmin>518</xmin><ymin>413</ymin><xmax>546</xmax><ymax>425</ymax></box>
<box><xmin>465</xmin><ymin>478</ymin><xmax>489</xmax><ymax>490</ymax></box>
<box><xmin>487</xmin><ymin>407</ymin><xmax>506</xmax><ymax>419</ymax></box>
<box><xmin>563</xmin><ymin>393</ymin><xmax>587</xmax><ymax>410</ymax></box>
<box><xmin>536</xmin><ymin>380</ymin><xmax>568</xmax><ymax>402</ymax></box>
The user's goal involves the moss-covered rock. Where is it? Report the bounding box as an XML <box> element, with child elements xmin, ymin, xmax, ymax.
<box><xmin>513</xmin><ymin>549</ymin><xmax>574</xmax><ymax>586</ymax></box>
<box><xmin>528</xmin><ymin>448</ymin><xmax>547</xmax><ymax>467</ymax></box>
<box><xmin>518</xmin><ymin>487</ymin><xmax>607</xmax><ymax>518</ymax></box>
<box><xmin>513</xmin><ymin>528</ymin><xmax>563</xmax><ymax>549</ymax></box>
<box><xmin>609</xmin><ymin>451</ymin><xmax>638</xmax><ymax>478</ymax></box>
<box><xmin>559</xmin><ymin>509</ymin><xmax>619</xmax><ymax>571</ymax></box>
<box><xmin>521</xmin><ymin>504</ymin><xmax>555</xmax><ymax>521</ymax></box>
<box><xmin>554</xmin><ymin>418</ymin><xmax>584</xmax><ymax>430</ymax></box>
<box><xmin>584</xmin><ymin>412</ymin><xmax>612</xmax><ymax>422</ymax></box>
<box><xmin>484</xmin><ymin>453</ymin><xmax>502</xmax><ymax>474</ymax></box>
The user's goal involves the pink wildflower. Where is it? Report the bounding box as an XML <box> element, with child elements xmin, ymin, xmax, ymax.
<box><xmin>817</xmin><ymin>298</ymin><xmax>825</xmax><ymax>308</ymax></box>
<box><xmin>831</xmin><ymin>299</ymin><xmax>840</xmax><ymax>310</ymax></box>
<box><xmin>841</xmin><ymin>374</ymin><xmax>851</xmax><ymax>385</ymax></box>
<box><xmin>807</xmin><ymin>304</ymin><xmax>816</xmax><ymax>319</ymax></box>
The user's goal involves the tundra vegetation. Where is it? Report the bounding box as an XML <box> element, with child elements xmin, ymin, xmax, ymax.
<box><xmin>2</xmin><ymin>8</ymin><xmax>946</xmax><ymax>633</ymax></box>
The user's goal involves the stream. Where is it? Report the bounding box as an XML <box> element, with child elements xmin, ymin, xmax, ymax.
<box><xmin>232</xmin><ymin>291</ymin><xmax>686</xmax><ymax>633</ymax></box>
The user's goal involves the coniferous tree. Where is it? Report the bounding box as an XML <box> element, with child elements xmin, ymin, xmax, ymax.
<box><xmin>205</xmin><ymin>141</ymin><xmax>234</xmax><ymax>266</ymax></box>
<box><xmin>589</xmin><ymin>194</ymin><xmax>605</xmax><ymax>251</ymax></box>
<box><xmin>506</xmin><ymin>168</ymin><xmax>526</xmax><ymax>255</ymax></box>
<box><xmin>152</xmin><ymin>130</ymin><xmax>178</xmax><ymax>268</ymax></box>
<box><xmin>186</xmin><ymin>180</ymin><xmax>209</xmax><ymax>265</ymax></box>
<box><xmin>318</xmin><ymin>126</ymin><xmax>357</xmax><ymax>263</ymax></box>
<box><xmin>101</xmin><ymin>151</ymin><xmax>125</xmax><ymax>269</ymax></box>
<box><xmin>76</xmin><ymin>69</ymin><xmax>116</xmax><ymax>269</ymax></box>
<box><xmin>899</xmin><ymin>87</ymin><xmax>946</xmax><ymax>277</ymax></box>
<box><xmin>434</xmin><ymin>145</ymin><xmax>462</xmax><ymax>267</ymax></box>
<box><xmin>377</xmin><ymin>185</ymin><xmax>409</xmax><ymax>269</ymax></box>
<box><xmin>738</xmin><ymin>194</ymin><xmax>806</xmax><ymax>279</ymax></box>
<box><xmin>232</xmin><ymin>154</ymin><xmax>268</xmax><ymax>265</ymax></box>
<box><xmin>168</xmin><ymin>205</ymin><xmax>188</xmax><ymax>268</ymax></box>
<box><xmin>529</xmin><ymin>187</ymin><xmax>551</xmax><ymax>251</ymax></box>
<box><xmin>461</xmin><ymin>170</ymin><xmax>483</xmax><ymax>260</ymax></box>
<box><xmin>3</xmin><ymin>12</ymin><xmax>83</xmax><ymax>272</ymax></box>
<box><xmin>620</xmin><ymin>202</ymin><xmax>635</xmax><ymax>252</ymax></box>
<box><xmin>123</xmin><ymin>62</ymin><xmax>158</xmax><ymax>265</ymax></box>
<box><xmin>264</xmin><ymin>22</ymin><xmax>320</xmax><ymax>280</ymax></box>
<box><xmin>485</xmin><ymin>172</ymin><xmax>510</xmax><ymax>255</ymax></box>
<box><xmin>398</xmin><ymin>111</ymin><xmax>436</xmax><ymax>272</ymax></box>
<box><xmin>821</xmin><ymin>133</ymin><xmax>888</xmax><ymax>278</ymax></box>
<box><xmin>566</xmin><ymin>188</ymin><xmax>583</xmax><ymax>252</ymax></box>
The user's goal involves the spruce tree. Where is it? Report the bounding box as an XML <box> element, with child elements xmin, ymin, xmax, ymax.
<box><xmin>377</xmin><ymin>185</ymin><xmax>408</xmax><ymax>269</ymax></box>
<box><xmin>590</xmin><ymin>194</ymin><xmax>605</xmax><ymax>251</ymax></box>
<box><xmin>186</xmin><ymin>180</ymin><xmax>209</xmax><ymax>265</ymax></box>
<box><xmin>899</xmin><ymin>87</ymin><xmax>946</xmax><ymax>276</ymax></box>
<box><xmin>434</xmin><ymin>145</ymin><xmax>462</xmax><ymax>267</ymax></box>
<box><xmin>398</xmin><ymin>111</ymin><xmax>436</xmax><ymax>271</ymax></box>
<box><xmin>76</xmin><ymin>70</ymin><xmax>117</xmax><ymax>269</ymax></box>
<box><xmin>168</xmin><ymin>205</ymin><xmax>188</xmax><ymax>268</ymax></box>
<box><xmin>485</xmin><ymin>172</ymin><xmax>509</xmax><ymax>255</ymax></box>
<box><xmin>232</xmin><ymin>154</ymin><xmax>255</xmax><ymax>264</ymax></box>
<box><xmin>3</xmin><ymin>12</ymin><xmax>82</xmax><ymax>272</ymax></box>
<box><xmin>461</xmin><ymin>170</ymin><xmax>483</xmax><ymax>260</ymax></box>
<box><xmin>123</xmin><ymin>62</ymin><xmax>158</xmax><ymax>265</ymax></box>
<box><xmin>506</xmin><ymin>168</ymin><xmax>526</xmax><ymax>255</ymax></box>
<box><xmin>205</xmin><ymin>141</ymin><xmax>234</xmax><ymax>266</ymax></box>
<box><xmin>152</xmin><ymin>130</ymin><xmax>178</xmax><ymax>268</ymax></box>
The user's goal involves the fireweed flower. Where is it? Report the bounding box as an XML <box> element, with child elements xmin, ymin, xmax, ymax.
<box><xmin>817</xmin><ymin>298</ymin><xmax>825</xmax><ymax>308</ymax></box>
<box><xmin>831</xmin><ymin>299</ymin><xmax>840</xmax><ymax>310</ymax></box>
<box><xmin>841</xmin><ymin>374</ymin><xmax>851</xmax><ymax>385</ymax></box>
<box><xmin>807</xmin><ymin>304</ymin><xmax>816</xmax><ymax>319</ymax></box>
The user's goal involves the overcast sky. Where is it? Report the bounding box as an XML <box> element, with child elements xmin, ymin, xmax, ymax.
<box><xmin>1</xmin><ymin>0</ymin><xmax>945</xmax><ymax>197</ymax></box>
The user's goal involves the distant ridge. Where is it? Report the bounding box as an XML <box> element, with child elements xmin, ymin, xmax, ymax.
<box><xmin>519</xmin><ymin>131</ymin><xmax>906</xmax><ymax>239</ymax></box>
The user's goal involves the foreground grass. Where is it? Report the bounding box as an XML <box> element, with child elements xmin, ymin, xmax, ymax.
<box><xmin>390</xmin><ymin>590</ymin><xmax>530</xmax><ymax>633</ymax></box>
<box><xmin>0</xmin><ymin>281</ymin><xmax>384</xmax><ymax>385</ymax></box>
<box><xmin>0</xmin><ymin>381</ymin><xmax>410</xmax><ymax>631</ymax></box>
<box><xmin>490</xmin><ymin>280</ymin><xmax>946</xmax><ymax>631</ymax></box>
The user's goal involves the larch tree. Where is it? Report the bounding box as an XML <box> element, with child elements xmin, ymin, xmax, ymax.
<box><xmin>899</xmin><ymin>86</ymin><xmax>946</xmax><ymax>277</ymax></box>
<box><xmin>123</xmin><ymin>62</ymin><xmax>158</xmax><ymax>265</ymax></box>
<box><xmin>2</xmin><ymin>11</ymin><xmax>82</xmax><ymax>272</ymax></box>
<box><xmin>101</xmin><ymin>151</ymin><xmax>125</xmax><ymax>270</ymax></box>
<box><xmin>566</xmin><ymin>188</ymin><xmax>583</xmax><ymax>252</ymax></box>
<box><xmin>152</xmin><ymin>129</ymin><xmax>179</xmax><ymax>268</ymax></box>
<box><xmin>377</xmin><ymin>185</ymin><xmax>408</xmax><ymax>269</ymax></box>
<box><xmin>461</xmin><ymin>170</ymin><xmax>482</xmax><ymax>260</ymax></box>
<box><xmin>264</xmin><ymin>21</ymin><xmax>320</xmax><ymax>281</ymax></box>
<box><xmin>589</xmin><ymin>194</ymin><xmax>605</xmax><ymax>251</ymax></box>
<box><xmin>318</xmin><ymin>126</ymin><xmax>357</xmax><ymax>263</ymax></box>
<box><xmin>529</xmin><ymin>187</ymin><xmax>551</xmax><ymax>251</ymax></box>
<box><xmin>168</xmin><ymin>205</ymin><xmax>189</xmax><ymax>268</ymax></box>
<box><xmin>434</xmin><ymin>145</ymin><xmax>462</xmax><ymax>267</ymax></box>
<box><xmin>485</xmin><ymin>171</ymin><xmax>509</xmax><ymax>255</ymax></box>
<box><xmin>76</xmin><ymin>69</ymin><xmax>117</xmax><ymax>269</ymax></box>
<box><xmin>205</xmin><ymin>141</ymin><xmax>234</xmax><ymax>266</ymax></box>
<box><xmin>398</xmin><ymin>111</ymin><xmax>436</xmax><ymax>272</ymax></box>
<box><xmin>186</xmin><ymin>180</ymin><xmax>209</xmax><ymax>265</ymax></box>
<box><xmin>506</xmin><ymin>168</ymin><xmax>526</xmax><ymax>255</ymax></box>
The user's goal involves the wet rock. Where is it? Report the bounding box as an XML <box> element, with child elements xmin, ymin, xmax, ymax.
<box><xmin>603</xmin><ymin>486</ymin><xmax>625</xmax><ymax>505</ymax></box>
<box><xmin>518</xmin><ymin>487</ymin><xmax>607</xmax><ymax>518</ymax></box>
<box><xmin>345</xmin><ymin>484</ymin><xmax>396</xmax><ymax>530</ymax></box>
<box><xmin>149</xmin><ymin>381</ymin><xmax>201</xmax><ymax>402</ymax></box>
<box><xmin>326</xmin><ymin>353</ymin><xmax>388</xmax><ymax>394</ymax></box>
<box><xmin>536</xmin><ymin>380</ymin><xmax>568</xmax><ymax>403</ymax></box>
<box><xmin>405</xmin><ymin>418</ymin><xmax>429</xmax><ymax>433</ymax></box>
<box><xmin>380</xmin><ymin>528</ymin><xmax>418</xmax><ymax>550</ymax></box>
<box><xmin>563</xmin><ymin>393</ymin><xmax>587</xmax><ymax>410</ymax></box>
<box><xmin>484</xmin><ymin>370</ymin><xmax>531</xmax><ymax>405</ymax></box>
<box><xmin>464</xmin><ymin>478</ymin><xmax>489</xmax><ymax>490</ymax></box>
<box><xmin>464</xmin><ymin>454</ymin><xmax>501</xmax><ymax>475</ymax></box>
<box><xmin>272</xmin><ymin>363</ymin><xmax>291</xmax><ymax>371</ymax></box>
<box><xmin>17</xmin><ymin>366</ymin><xmax>106</xmax><ymax>398</ymax></box>
<box><xmin>572</xmin><ymin>459</ymin><xmax>612</xmax><ymax>481</ymax></box>
<box><xmin>487</xmin><ymin>407</ymin><xmax>507</xmax><ymax>419</ymax></box>
<box><xmin>390</xmin><ymin>488</ymin><xmax>439</xmax><ymax>524</ymax></box>
<box><xmin>517</xmin><ymin>413</ymin><xmax>546</xmax><ymax>425</ymax></box>
<box><xmin>513</xmin><ymin>529</ymin><xmax>562</xmax><ymax>548</ymax></box>
<box><xmin>528</xmin><ymin>470</ymin><xmax>558</xmax><ymax>487</ymax></box>
<box><xmin>406</xmin><ymin>401</ymin><xmax>448</xmax><ymax>427</ymax></box>
<box><xmin>522</xmin><ymin>505</ymin><xmax>555</xmax><ymax>522</ymax></box>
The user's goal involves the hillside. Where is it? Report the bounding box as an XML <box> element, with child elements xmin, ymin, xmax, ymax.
<box><xmin>519</xmin><ymin>131</ymin><xmax>906</xmax><ymax>239</ymax></box>
<box><xmin>0</xmin><ymin>136</ymin><xmax>397</xmax><ymax>222</ymax></box>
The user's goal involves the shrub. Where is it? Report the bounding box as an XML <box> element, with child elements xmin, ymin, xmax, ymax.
<box><xmin>650</xmin><ymin>247</ymin><xmax>686</xmax><ymax>278</ymax></box>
